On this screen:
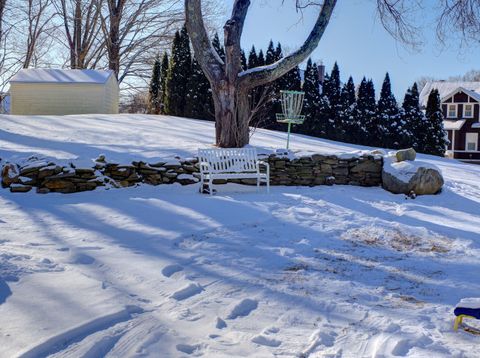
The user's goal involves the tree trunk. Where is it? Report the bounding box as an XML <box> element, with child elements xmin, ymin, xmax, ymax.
<box><xmin>212</xmin><ymin>81</ymin><xmax>250</xmax><ymax>147</ymax></box>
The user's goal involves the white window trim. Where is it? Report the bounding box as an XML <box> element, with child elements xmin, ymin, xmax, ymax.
<box><xmin>447</xmin><ymin>104</ymin><xmax>457</xmax><ymax>118</ymax></box>
<box><xmin>465</xmin><ymin>133</ymin><xmax>478</xmax><ymax>152</ymax></box>
<box><xmin>463</xmin><ymin>104</ymin><xmax>474</xmax><ymax>118</ymax></box>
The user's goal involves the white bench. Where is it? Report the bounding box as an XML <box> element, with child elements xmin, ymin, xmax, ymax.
<box><xmin>198</xmin><ymin>148</ymin><xmax>270</xmax><ymax>195</ymax></box>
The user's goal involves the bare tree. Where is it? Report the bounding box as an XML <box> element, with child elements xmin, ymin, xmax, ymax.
<box><xmin>54</xmin><ymin>0</ymin><xmax>104</xmax><ymax>69</ymax></box>
<box><xmin>22</xmin><ymin>0</ymin><xmax>57</xmax><ymax>68</ymax></box>
<box><xmin>98</xmin><ymin>0</ymin><xmax>184</xmax><ymax>83</ymax></box>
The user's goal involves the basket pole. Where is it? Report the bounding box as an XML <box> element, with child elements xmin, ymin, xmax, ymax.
<box><xmin>287</xmin><ymin>122</ymin><xmax>291</xmax><ymax>149</ymax></box>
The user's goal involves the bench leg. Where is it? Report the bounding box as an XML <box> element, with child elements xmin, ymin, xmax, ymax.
<box><xmin>454</xmin><ymin>316</ymin><xmax>463</xmax><ymax>331</ymax></box>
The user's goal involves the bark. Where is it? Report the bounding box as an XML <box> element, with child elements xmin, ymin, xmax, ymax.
<box><xmin>186</xmin><ymin>0</ymin><xmax>337</xmax><ymax>147</ymax></box>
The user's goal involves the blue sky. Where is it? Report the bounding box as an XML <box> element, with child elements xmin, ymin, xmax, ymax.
<box><xmin>224</xmin><ymin>0</ymin><xmax>480</xmax><ymax>99</ymax></box>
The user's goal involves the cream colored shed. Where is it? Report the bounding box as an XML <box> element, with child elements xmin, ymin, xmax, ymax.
<box><xmin>9</xmin><ymin>69</ymin><xmax>119</xmax><ymax>115</ymax></box>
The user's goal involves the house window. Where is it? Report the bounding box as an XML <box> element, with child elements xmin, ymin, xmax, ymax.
<box><xmin>447</xmin><ymin>104</ymin><xmax>457</xmax><ymax>118</ymax></box>
<box><xmin>465</xmin><ymin>133</ymin><xmax>478</xmax><ymax>151</ymax></box>
<box><xmin>464</xmin><ymin>104</ymin><xmax>474</xmax><ymax>118</ymax></box>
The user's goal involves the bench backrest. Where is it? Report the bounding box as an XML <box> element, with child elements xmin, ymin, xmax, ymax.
<box><xmin>198</xmin><ymin>148</ymin><xmax>259</xmax><ymax>173</ymax></box>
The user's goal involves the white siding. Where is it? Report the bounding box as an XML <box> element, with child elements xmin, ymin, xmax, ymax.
<box><xmin>10</xmin><ymin>79</ymin><xmax>119</xmax><ymax>115</ymax></box>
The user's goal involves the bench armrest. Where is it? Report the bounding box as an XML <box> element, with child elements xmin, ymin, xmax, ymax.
<box><xmin>257</xmin><ymin>160</ymin><xmax>270</xmax><ymax>175</ymax></box>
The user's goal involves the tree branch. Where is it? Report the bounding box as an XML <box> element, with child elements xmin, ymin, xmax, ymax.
<box><xmin>224</xmin><ymin>0</ymin><xmax>249</xmax><ymax>83</ymax></box>
<box><xmin>238</xmin><ymin>0</ymin><xmax>336</xmax><ymax>89</ymax></box>
<box><xmin>185</xmin><ymin>0</ymin><xmax>224</xmax><ymax>83</ymax></box>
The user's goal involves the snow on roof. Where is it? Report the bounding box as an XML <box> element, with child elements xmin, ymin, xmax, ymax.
<box><xmin>443</xmin><ymin>119</ymin><xmax>466</xmax><ymax>131</ymax></box>
<box><xmin>419</xmin><ymin>81</ymin><xmax>480</xmax><ymax>106</ymax></box>
<box><xmin>10</xmin><ymin>69</ymin><xmax>114</xmax><ymax>84</ymax></box>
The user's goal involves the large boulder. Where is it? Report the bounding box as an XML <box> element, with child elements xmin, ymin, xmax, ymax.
<box><xmin>382</xmin><ymin>157</ymin><xmax>443</xmax><ymax>195</ymax></box>
<box><xmin>395</xmin><ymin>148</ymin><xmax>416</xmax><ymax>162</ymax></box>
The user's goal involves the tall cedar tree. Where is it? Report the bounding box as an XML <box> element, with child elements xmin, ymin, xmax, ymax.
<box><xmin>377</xmin><ymin>73</ymin><xmax>400</xmax><ymax>148</ymax></box>
<box><xmin>354</xmin><ymin>78</ymin><xmax>376</xmax><ymax>145</ymax></box>
<box><xmin>165</xmin><ymin>25</ymin><xmax>192</xmax><ymax>116</ymax></box>
<box><xmin>247</xmin><ymin>46</ymin><xmax>258</xmax><ymax>68</ymax></box>
<box><xmin>160</xmin><ymin>52</ymin><xmax>169</xmax><ymax>114</ymax></box>
<box><xmin>148</xmin><ymin>55</ymin><xmax>162</xmax><ymax>114</ymax></box>
<box><xmin>185</xmin><ymin>57</ymin><xmax>214</xmax><ymax>120</ymax></box>
<box><xmin>322</xmin><ymin>63</ymin><xmax>341</xmax><ymax>139</ymax></box>
<box><xmin>400</xmin><ymin>83</ymin><xmax>423</xmax><ymax>149</ymax></box>
<box><xmin>240</xmin><ymin>50</ymin><xmax>247</xmax><ymax>70</ymax></box>
<box><xmin>212</xmin><ymin>32</ymin><xmax>225</xmax><ymax>62</ymax></box>
<box><xmin>301</xmin><ymin>58</ymin><xmax>321</xmax><ymax>135</ymax></box>
<box><xmin>338</xmin><ymin>76</ymin><xmax>356</xmax><ymax>143</ymax></box>
<box><xmin>424</xmin><ymin>89</ymin><xmax>448</xmax><ymax>156</ymax></box>
<box><xmin>263</xmin><ymin>40</ymin><xmax>281</xmax><ymax>129</ymax></box>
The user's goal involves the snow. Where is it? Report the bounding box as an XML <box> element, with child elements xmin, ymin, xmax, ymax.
<box><xmin>1</xmin><ymin>114</ymin><xmax>480</xmax><ymax>357</ymax></box>
<box><xmin>9</xmin><ymin>69</ymin><xmax>114</xmax><ymax>84</ymax></box>
<box><xmin>443</xmin><ymin>120</ymin><xmax>466</xmax><ymax>131</ymax></box>
<box><xmin>383</xmin><ymin>154</ymin><xmax>441</xmax><ymax>183</ymax></box>
<box><xmin>456</xmin><ymin>298</ymin><xmax>480</xmax><ymax>310</ymax></box>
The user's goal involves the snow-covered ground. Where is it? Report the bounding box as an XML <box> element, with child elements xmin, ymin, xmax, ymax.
<box><xmin>1</xmin><ymin>114</ymin><xmax>479</xmax><ymax>357</ymax></box>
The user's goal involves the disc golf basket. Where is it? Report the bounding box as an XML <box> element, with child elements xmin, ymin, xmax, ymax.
<box><xmin>276</xmin><ymin>90</ymin><xmax>305</xmax><ymax>149</ymax></box>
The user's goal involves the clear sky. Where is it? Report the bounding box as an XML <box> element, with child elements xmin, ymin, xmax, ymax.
<box><xmin>223</xmin><ymin>0</ymin><xmax>480</xmax><ymax>99</ymax></box>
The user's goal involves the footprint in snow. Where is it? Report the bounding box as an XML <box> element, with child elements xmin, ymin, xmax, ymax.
<box><xmin>170</xmin><ymin>283</ymin><xmax>203</xmax><ymax>301</ymax></box>
<box><xmin>227</xmin><ymin>298</ymin><xmax>258</xmax><ymax>319</ymax></box>
<box><xmin>216</xmin><ymin>317</ymin><xmax>227</xmax><ymax>329</ymax></box>
<box><xmin>251</xmin><ymin>334</ymin><xmax>282</xmax><ymax>347</ymax></box>
<box><xmin>162</xmin><ymin>264</ymin><xmax>184</xmax><ymax>278</ymax></box>
<box><xmin>176</xmin><ymin>343</ymin><xmax>203</xmax><ymax>355</ymax></box>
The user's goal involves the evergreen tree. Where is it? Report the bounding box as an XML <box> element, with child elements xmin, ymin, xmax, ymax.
<box><xmin>300</xmin><ymin>58</ymin><xmax>321</xmax><ymax>135</ymax></box>
<box><xmin>185</xmin><ymin>57</ymin><xmax>214</xmax><ymax>120</ymax></box>
<box><xmin>275</xmin><ymin>42</ymin><xmax>283</xmax><ymax>60</ymax></box>
<box><xmin>315</xmin><ymin>73</ymin><xmax>331</xmax><ymax>138</ymax></box>
<box><xmin>240</xmin><ymin>50</ymin><xmax>247</xmax><ymax>70</ymax></box>
<box><xmin>423</xmin><ymin>88</ymin><xmax>448</xmax><ymax>156</ymax></box>
<box><xmin>338</xmin><ymin>76</ymin><xmax>356</xmax><ymax>143</ymax></box>
<box><xmin>247</xmin><ymin>46</ymin><xmax>258</xmax><ymax>69</ymax></box>
<box><xmin>257</xmin><ymin>49</ymin><xmax>265</xmax><ymax>66</ymax></box>
<box><xmin>165</xmin><ymin>25</ymin><xmax>192</xmax><ymax>116</ymax></box>
<box><xmin>322</xmin><ymin>63</ymin><xmax>341</xmax><ymax>139</ymax></box>
<box><xmin>160</xmin><ymin>52</ymin><xmax>169</xmax><ymax>114</ymax></box>
<box><xmin>265</xmin><ymin>40</ymin><xmax>276</xmax><ymax>65</ymax></box>
<box><xmin>356</xmin><ymin>77</ymin><xmax>377</xmax><ymax>145</ymax></box>
<box><xmin>377</xmin><ymin>73</ymin><xmax>400</xmax><ymax>148</ymax></box>
<box><xmin>400</xmin><ymin>83</ymin><xmax>423</xmax><ymax>149</ymax></box>
<box><xmin>147</xmin><ymin>55</ymin><xmax>162</xmax><ymax>114</ymax></box>
<box><xmin>212</xmin><ymin>32</ymin><xmax>225</xmax><ymax>62</ymax></box>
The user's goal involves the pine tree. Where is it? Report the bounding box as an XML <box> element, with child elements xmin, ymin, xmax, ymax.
<box><xmin>377</xmin><ymin>73</ymin><xmax>400</xmax><ymax>148</ymax></box>
<box><xmin>240</xmin><ymin>50</ymin><xmax>247</xmax><ymax>70</ymax></box>
<box><xmin>257</xmin><ymin>49</ymin><xmax>265</xmax><ymax>66</ymax></box>
<box><xmin>356</xmin><ymin>77</ymin><xmax>377</xmax><ymax>145</ymax></box>
<box><xmin>321</xmin><ymin>63</ymin><xmax>341</xmax><ymax>140</ymax></box>
<box><xmin>338</xmin><ymin>76</ymin><xmax>356</xmax><ymax>143</ymax></box>
<box><xmin>212</xmin><ymin>32</ymin><xmax>225</xmax><ymax>62</ymax></box>
<box><xmin>265</xmin><ymin>40</ymin><xmax>276</xmax><ymax>65</ymax></box>
<box><xmin>300</xmin><ymin>58</ymin><xmax>321</xmax><ymax>135</ymax></box>
<box><xmin>400</xmin><ymin>83</ymin><xmax>423</xmax><ymax>149</ymax></box>
<box><xmin>247</xmin><ymin>46</ymin><xmax>258</xmax><ymax>69</ymax></box>
<box><xmin>185</xmin><ymin>57</ymin><xmax>214</xmax><ymax>120</ymax></box>
<box><xmin>148</xmin><ymin>55</ymin><xmax>162</xmax><ymax>114</ymax></box>
<box><xmin>423</xmin><ymin>88</ymin><xmax>448</xmax><ymax>156</ymax></box>
<box><xmin>160</xmin><ymin>52</ymin><xmax>169</xmax><ymax>114</ymax></box>
<box><xmin>165</xmin><ymin>26</ymin><xmax>192</xmax><ymax>116</ymax></box>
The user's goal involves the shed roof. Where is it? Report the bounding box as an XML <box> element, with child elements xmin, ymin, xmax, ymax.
<box><xmin>10</xmin><ymin>69</ymin><xmax>114</xmax><ymax>84</ymax></box>
<box><xmin>420</xmin><ymin>81</ymin><xmax>480</xmax><ymax>106</ymax></box>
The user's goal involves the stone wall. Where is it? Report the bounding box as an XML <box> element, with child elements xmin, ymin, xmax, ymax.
<box><xmin>0</xmin><ymin>152</ymin><xmax>383</xmax><ymax>194</ymax></box>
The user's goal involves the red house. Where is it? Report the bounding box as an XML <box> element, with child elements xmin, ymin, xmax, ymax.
<box><xmin>421</xmin><ymin>81</ymin><xmax>480</xmax><ymax>163</ymax></box>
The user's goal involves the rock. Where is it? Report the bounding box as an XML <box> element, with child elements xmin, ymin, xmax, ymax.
<box><xmin>395</xmin><ymin>148</ymin><xmax>416</xmax><ymax>162</ymax></box>
<box><xmin>2</xmin><ymin>163</ymin><xmax>19</xmax><ymax>187</ymax></box>
<box><xmin>382</xmin><ymin>158</ymin><xmax>443</xmax><ymax>195</ymax></box>
<box><xmin>325</xmin><ymin>176</ymin><xmax>335</xmax><ymax>185</ymax></box>
<box><xmin>10</xmin><ymin>184</ymin><xmax>32</xmax><ymax>193</ymax></box>
<box><xmin>96</xmin><ymin>154</ymin><xmax>106</xmax><ymax>163</ymax></box>
<box><xmin>409</xmin><ymin>167</ymin><xmax>444</xmax><ymax>195</ymax></box>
